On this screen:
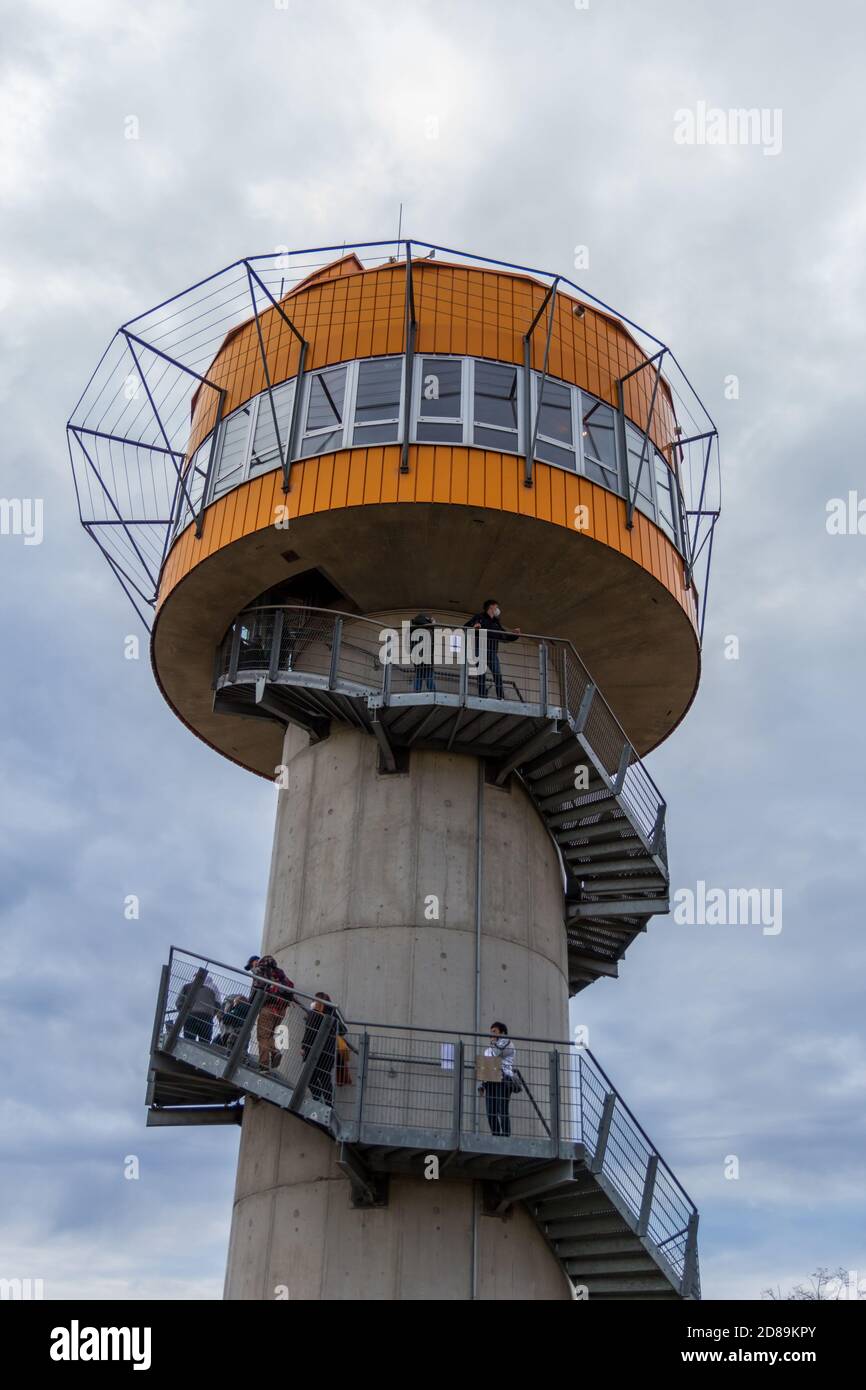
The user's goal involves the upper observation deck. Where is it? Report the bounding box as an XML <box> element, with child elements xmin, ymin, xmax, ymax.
<box><xmin>66</xmin><ymin>238</ymin><xmax>720</xmax><ymax>758</ymax></box>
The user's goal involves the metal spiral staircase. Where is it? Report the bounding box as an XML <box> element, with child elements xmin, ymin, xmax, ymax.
<box><xmin>147</xmin><ymin>949</ymin><xmax>700</xmax><ymax>1301</ymax></box>
<box><xmin>213</xmin><ymin>606</ymin><xmax>670</xmax><ymax>994</ymax></box>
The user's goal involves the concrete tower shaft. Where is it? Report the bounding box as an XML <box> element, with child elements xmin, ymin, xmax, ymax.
<box><xmin>225</xmin><ymin>723</ymin><xmax>572</xmax><ymax>1299</ymax></box>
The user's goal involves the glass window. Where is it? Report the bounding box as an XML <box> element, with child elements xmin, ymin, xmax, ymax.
<box><xmin>534</xmin><ymin>376</ymin><xmax>575</xmax><ymax>469</ymax></box>
<box><xmin>300</xmin><ymin>365</ymin><xmax>347</xmax><ymax>457</ymax></box>
<box><xmin>625</xmin><ymin>422</ymin><xmax>655</xmax><ymax>514</ymax></box>
<box><xmin>417</xmin><ymin>358</ymin><xmax>462</xmax><ymax>442</ymax></box>
<box><xmin>251</xmin><ymin>380</ymin><xmax>295</xmax><ymax>473</ymax></box>
<box><xmin>212</xmin><ymin>406</ymin><xmax>253</xmax><ymax>500</ymax></box>
<box><xmin>353</xmin><ymin>357</ymin><xmax>402</xmax><ymax>444</ymax></box>
<box><xmin>654</xmin><ymin>451</ymin><xmax>678</xmax><ymax>544</ymax></box>
<box><xmin>580</xmin><ymin>395</ymin><xmax>618</xmax><ymax>489</ymax></box>
<box><xmin>473</xmin><ymin>361</ymin><xmax>518</xmax><ymax>452</ymax></box>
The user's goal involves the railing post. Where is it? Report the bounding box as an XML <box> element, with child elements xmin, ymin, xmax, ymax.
<box><xmin>328</xmin><ymin>616</ymin><xmax>343</xmax><ymax>690</ymax></box>
<box><xmin>538</xmin><ymin>642</ymin><xmax>549</xmax><ymax>715</ymax></box>
<box><xmin>222</xmin><ymin>991</ymin><xmax>265</xmax><ymax>1082</ymax></box>
<box><xmin>356</xmin><ymin>1031</ymin><xmax>370</xmax><ymax>1130</ymax></box>
<box><xmin>589</xmin><ymin>1090</ymin><xmax>617</xmax><ymax>1174</ymax></box>
<box><xmin>681</xmin><ymin>1211</ymin><xmax>700</xmax><ymax>1298</ymax></box>
<box><xmin>268</xmin><ymin>609</ymin><xmax>284</xmax><ymax>681</ymax></box>
<box><xmin>650</xmin><ymin>802</ymin><xmax>666</xmax><ymax>856</ymax></box>
<box><xmin>459</xmin><ymin>645</ymin><xmax>469</xmax><ymax>705</ymax></box>
<box><xmin>228</xmin><ymin>621</ymin><xmax>242</xmax><ymax>683</ymax></box>
<box><xmin>637</xmin><ymin>1153</ymin><xmax>658</xmax><ymax>1236</ymax></box>
<box><xmin>452</xmin><ymin>1039</ymin><xmax>464</xmax><ymax>1147</ymax></box>
<box><xmin>548</xmin><ymin>1050</ymin><xmax>561</xmax><ymax>1157</ymax></box>
<box><xmin>614</xmin><ymin>742</ymin><xmax>631</xmax><ymax>793</ymax></box>
<box><xmin>149</xmin><ymin>964</ymin><xmax>170</xmax><ymax>1056</ymax></box>
<box><xmin>163</xmin><ymin>967</ymin><xmax>206</xmax><ymax>1054</ymax></box>
<box><xmin>573</xmin><ymin>680</ymin><xmax>596</xmax><ymax>733</ymax></box>
<box><xmin>382</xmin><ymin>657</ymin><xmax>392</xmax><ymax>705</ymax></box>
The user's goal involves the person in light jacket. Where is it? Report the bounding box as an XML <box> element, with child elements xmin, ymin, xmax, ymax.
<box><xmin>479</xmin><ymin>1021</ymin><xmax>517</xmax><ymax>1137</ymax></box>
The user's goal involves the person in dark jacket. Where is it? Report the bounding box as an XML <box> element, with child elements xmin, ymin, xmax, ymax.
<box><xmin>464</xmin><ymin>599</ymin><xmax>521</xmax><ymax>699</ymax></box>
<box><xmin>247</xmin><ymin>954</ymin><xmax>295</xmax><ymax>1071</ymax></box>
<box><xmin>410</xmin><ymin>612</ymin><xmax>437</xmax><ymax>692</ymax></box>
<box><xmin>300</xmin><ymin>993</ymin><xmax>344</xmax><ymax>1108</ymax></box>
<box><xmin>177</xmin><ymin>974</ymin><xmax>222</xmax><ymax>1044</ymax></box>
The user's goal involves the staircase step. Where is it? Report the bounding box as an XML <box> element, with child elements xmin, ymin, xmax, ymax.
<box><xmin>547</xmin><ymin>1229</ymin><xmax>646</xmax><ymax>1253</ymax></box>
<box><xmin>554</xmin><ymin>798</ymin><xmax>621</xmax><ymax>837</ymax></box>
<box><xmin>522</xmin><ymin>736</ymin><xmax>585</xmax><ymax>778</ymax></box>
<box><xmin>568</xmin><ymin>837</ymin><xmax>643</xmax><ymax>861</ymax></box>
<box><xmin>578</xmin><ymin>857</ymin><xmax>655</xmax><ymax>877</ymax></box>
<box><xmin>538</xmin><ymin>785</ymin><xmax>606</xmax><ymax>814</ymax></box>
<box><xmin>556</xmin><ymin>1251</ymin><xmax>658</xmax><ymax>1274</ymax></box>
<box><xmin>561</xmin><ymin>818</ymin><xmax>629</xmax><ymax>845</ymax></box>
<box><xmin>544</xmin><ymin>1211</ymin><xmax>631</xmax><ymax>1238</ymax></box>
<box><xmin>566</xmin><ymin>1271</ymin><xmax>675</xmax><ymax>1294</ymax></box>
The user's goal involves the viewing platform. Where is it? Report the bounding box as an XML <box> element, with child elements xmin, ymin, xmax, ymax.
<box><xmin>213</xmin><ymin>606</ymin><xmax>670</xmax><ymax>992</ymax></box>
<box><xmin>147</xmin><ymin>948</ymin><xmax>700</xmax><ymax>1301</ymax></box>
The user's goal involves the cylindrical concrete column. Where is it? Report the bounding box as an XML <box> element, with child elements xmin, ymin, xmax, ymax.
<box><xmin>224</xmin><ymin>723</ymin><xmax>572</xmax><ymax>1300</ymax></box>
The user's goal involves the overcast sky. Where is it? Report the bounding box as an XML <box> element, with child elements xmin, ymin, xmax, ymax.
<box><xmin>2</xmin><ymin>0</ymin><xmax>865</xmax><ymax>1302</ymax></box>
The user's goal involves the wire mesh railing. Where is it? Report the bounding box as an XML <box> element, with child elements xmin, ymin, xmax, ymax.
<box><xmin>154</xmin><ymin>948</ymin><xmax>697</xmax><ymax>1290</ymax></box>
<box><xmin>214</xmin><ymin>605</ymin><xmax>666</xmax><ymax>855</ymax></box>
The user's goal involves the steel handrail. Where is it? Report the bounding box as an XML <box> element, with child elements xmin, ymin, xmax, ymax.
<box><xmin>162</xmin><ymin>946</ymin><xmax>697</xmax><ymax>1230</ymax></box>
<box><xmin>221</xmin><ymin>604</ymin><xmax>667</xmax><ymax>815</ymax></box>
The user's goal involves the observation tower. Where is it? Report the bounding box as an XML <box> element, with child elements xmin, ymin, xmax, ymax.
<box><xmin>68</xmin><ymin>238</ymin><xmax>720</xmax><ymax>1301</ymax></box>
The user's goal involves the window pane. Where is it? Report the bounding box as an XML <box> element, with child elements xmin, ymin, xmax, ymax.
<box><xmin>581</xmin><ymin>396</ymin><xmax>616</xmax><ymax>470</ymax></box>
<box><xmin>537</xmin><ymin>438</ymin><xmax>577</xmax><ymax>470</ymax></box>
<box><xmin>416</xmin><ymin>420</ymin><xmax>463</xmax><ymax>443</ymax></box>
<box><xmin>654</xmin><ymin>453</ymin><xmax>677</xmax><ymax>537</ymax></box>
<box><xmin>299</xmin><ymin>428</ymin><xmax>343</xmax><ymax>458</ymax></box>
<box><xmin>251</xmin><ymin>381</ymin><xmax>295</xmax><ymax>471</ymax></box>
<box><xmin>212</xmin><ymin>408</ymin><xmax>252</xmax><ymax>498</ymax></box>
<box><xmin>418</xmin><ymin>359</ymin><xmax>461</xmax><ymax>418</ymax></box>
<box><xmin>305</xmin><ymin>366</ymin><xmax>347</xmax><ymax>434</ymax></box>
<box><xmin>474</xmin><ymin>424</ymin><xmax>518</xmax><ymax>452</ymax></box>
<box><xmin>355</xmin><ymin>358</ymin><xmax>402</xmax><ymax>423</ymax></box>
<box><xmin>475</xmin><ymin>361</ymin><xmax>518</xmax><ymax>430</ymax></box>
<box><xmin>584</xmin><ymin>457</ymin><xmax>618</xmax><ymax>491</ymax></box>
<box><xmin>536</xmin><ymin>377</ymin><xmax>573</xmax><ymax>445</ymax></box>
<box><xmin>353</xmin><ymin>420</ymin><xmax>400</xmax><ymax>444</ymax></box>
<box><xmin>625</xmin><ymin>423</ymin><xmax>654</xmax><ymax>504</ymax></box>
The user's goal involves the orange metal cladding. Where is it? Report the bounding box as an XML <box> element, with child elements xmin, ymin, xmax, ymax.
<box><xmin>159</xmin><ymin>256</ymin><xmax>695</xmax><ymax>628</ymax></box>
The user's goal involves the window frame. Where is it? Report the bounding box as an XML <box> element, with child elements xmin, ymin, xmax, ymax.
<box><xmin>298</xmin><ymin>362</ymin><xmax>351</xmax><ymax>459</ymax></box>
<box><xmin>411</xmin><ymin>355</ymin><xmax>468</xmax><ymax>444</ymax></box>
<box><xmin>470</xmin><ymin>357</ymin><xmax>523</xmax><ymax>455</ymax></box>
<box><xmin>349</xmin><ymin>355</ymin><xmax>406</xmax><ymax>447</ymax></box>
<box><xmin>531</xmin><ymin>371</ymin><xmax>578</xmax><ymax>472</ymax></box>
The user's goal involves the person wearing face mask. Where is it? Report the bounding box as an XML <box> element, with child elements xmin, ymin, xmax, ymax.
<box><xmin>464</xmin><ymin>599</ymin><xmax>521</xmax><ymax>699</ymax></box>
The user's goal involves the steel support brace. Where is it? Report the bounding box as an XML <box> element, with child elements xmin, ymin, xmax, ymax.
<box><xmin>400</xmin><ymin>242</ymin><xmax>416</xmax><ymax>474</ymax></box>
<box><xmin>243</xmin><ymin>262</ymin><xmax>310</xmax><ymax>493</ymax></box>
<box><xmin>222</xmin><ymin>992</ymin><xmax>265</xmax><ymax>1081</ymax></box>
<box><xmin>523</xmin><ymin>277</ymin><xmax>559</xmax><ymax>488</ymax></box>
<box><xmin>337</xmin><ymin>1144</ymin><xmax>389</xmax><ymax>1208</ymax></box>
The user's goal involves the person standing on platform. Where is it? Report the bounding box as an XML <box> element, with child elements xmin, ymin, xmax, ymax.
<box><xmin>480</xmin><ymin>1022</ymin><xmax>517</xmax><ymax>1137</ymax></box>
<box><xmin>464</xmin><ymin>599</ymin><xmax>520</xmax><ymax>699</ymax></box>
<box><xmin>247</xmin><ymin>953</ymin><xmax>295</xmax><ymax>1072</ymax></box>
